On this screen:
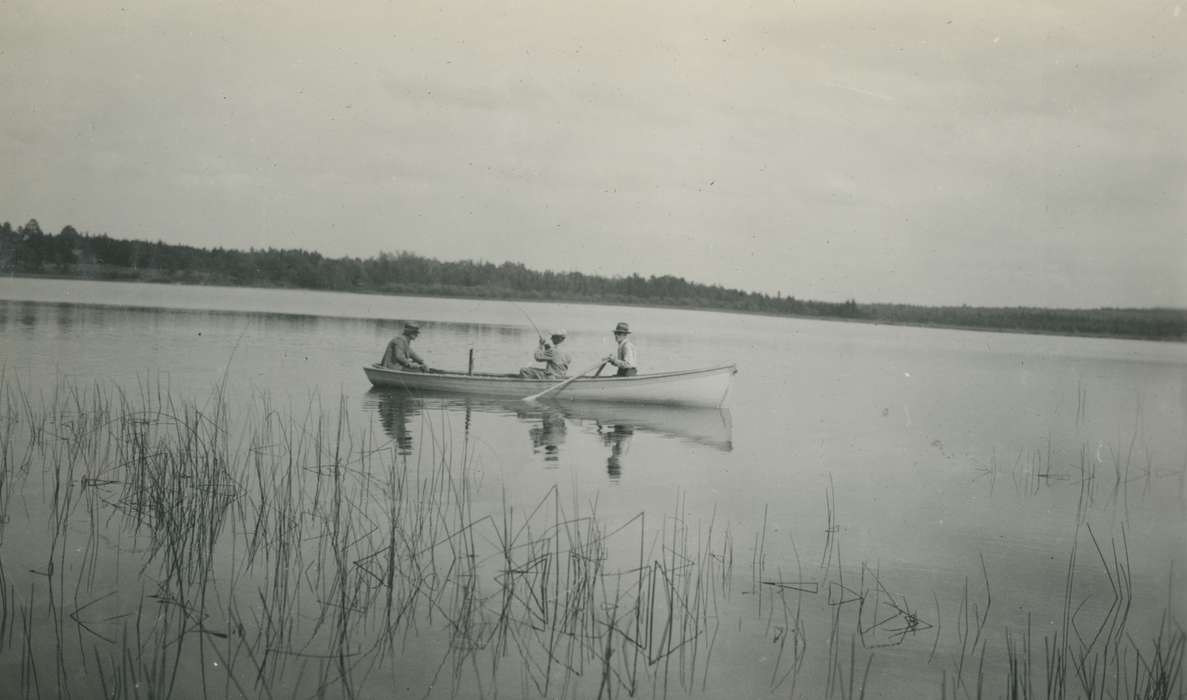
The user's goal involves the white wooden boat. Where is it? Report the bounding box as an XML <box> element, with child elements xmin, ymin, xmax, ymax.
<box><xmin>363</xmin><ymin>363</ymin><xmax>737</xmax><ymax>407</ymax></box>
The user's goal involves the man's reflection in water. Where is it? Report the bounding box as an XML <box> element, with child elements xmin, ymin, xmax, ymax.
<box><xmin>373</xmin><ymin>391</ymin><xmax>420</xmax><ymax>456</ymax></box>
<box><xmin>527</xmin><ymin>409</ymin><xmax>567</xmax><ymax>464</ymax></box>
<box><xmin>597</xmin><ymin>423</ymin><xmax>635</xmax><ymax>481</ymax></box>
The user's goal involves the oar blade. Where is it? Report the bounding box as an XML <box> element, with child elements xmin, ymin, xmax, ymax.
<box><xmin>521</xmin><ymin>360</ymin><xmax>606</xmax><ymax>403</ymax></box>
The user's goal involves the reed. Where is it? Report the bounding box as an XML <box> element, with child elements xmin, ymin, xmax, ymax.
<box><xmin>79</xmin><ymin>376</ymin><xmax>724</xmax><ymax>697</ymax></box>
<box><xmin>0</xmin><ymin>376</ymin><xmax>1182</xmax><ymax>699</ymax></box>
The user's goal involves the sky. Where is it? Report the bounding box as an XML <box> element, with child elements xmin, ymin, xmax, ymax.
<box><xmin>2</xmin><ymin>0</ymin><xmax>1184</xmax><ymax>308</ymax></box>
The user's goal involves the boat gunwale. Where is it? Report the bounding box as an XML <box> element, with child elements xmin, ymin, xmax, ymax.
<box><xmin>364</xmin><ymin>362</ymin><xmax>737</xmax><ymax>385</ymax></box>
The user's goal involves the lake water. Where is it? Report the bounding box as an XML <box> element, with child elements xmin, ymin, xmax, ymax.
<box><xmin>1</xmin><ymin>277</ymin><xmax>1184</xmax><ymax>699</ymax></box>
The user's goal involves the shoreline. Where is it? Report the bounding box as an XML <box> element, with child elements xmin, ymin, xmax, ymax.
<box><xmin>3</xmin><ymin>271</ymin><xmax>1184</xmax><ymax>344</ymax></box>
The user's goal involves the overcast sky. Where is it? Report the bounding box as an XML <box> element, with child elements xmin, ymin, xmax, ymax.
<box><xmin>2</xmin><ymin>0</ymin><xmax>1184</xmax><ymax>308</ymax></box>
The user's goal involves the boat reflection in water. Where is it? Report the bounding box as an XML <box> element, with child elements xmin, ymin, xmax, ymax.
<box><xmin>598</xmin><ymin>423</ymin><xmax>634</xmax><ymax>480</ymax></box>
<box><xmin>363</xmin><ymin>389</ymin><xmax>732</xmax><ymax>480</ymax></box>
<box><xmin>527</xmin><ymin>408</ymin><xmax>567</xmax><ymax>464</ymax></box>
<box><xmin>370</xmin><ymin>389</ymin><xmax>422</xmax><ymax>456</ymax></box>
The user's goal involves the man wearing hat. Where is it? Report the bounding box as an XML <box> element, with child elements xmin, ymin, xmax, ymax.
<box><xmin>603</xmin><ymin>322</ymin><xmax>637</xmax><ymax>377</ymax></box>
<box><xmin>519</xmin><ymin>329</ymin><xmax>572</xmax><ymax>379</ymax></box>
<box><xmin>379</xmin><ymin>321</ymin><xmax>429</xmax><ymax>372</ymax></box>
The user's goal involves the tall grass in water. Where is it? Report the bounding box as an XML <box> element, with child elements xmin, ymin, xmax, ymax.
<box><xmin>932</xmin><ymin>524</ymin><xmax>1185</xmax><ymax>700</ymax></box>
<box><xmin>0</xmin><ymin>378</ymin><xmax>736</xmax><ymax>698</ymax></box>
<box><xmin>1023</xmin><ymin>527</ymin><xmax>1183</xmax><ymax>700</ymax></box>
<box><xmin>0</xmin><ymin>376</ymin><xmax>1181</xmax><ymax>698</ymax></box>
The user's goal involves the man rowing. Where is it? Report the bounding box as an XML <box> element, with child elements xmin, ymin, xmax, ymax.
<box><xmin>602</xmin><ymin>322</ymin><xmax>637</xmax><ymax>376</ymax></box>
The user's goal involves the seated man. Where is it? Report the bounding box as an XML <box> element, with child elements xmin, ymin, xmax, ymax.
<box><xmin>602</xmin><ymin>322</ymin><xmax>637</xmax><ymax>376</ymax></box>
<box><xmin>379</xmin><ymin>321</ymin><xmax>429</xmax><ymax>372</ymax></box>
<box><xmin>519</xmin><ymin>329</ymin><xmax>572</xmax><ymax>379</ymax></box>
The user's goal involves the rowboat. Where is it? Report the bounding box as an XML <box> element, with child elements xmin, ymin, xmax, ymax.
<box><xmin>363</xmin><ymin>363</ymin><xmax>737</xmax><ymax>407</ymax></box>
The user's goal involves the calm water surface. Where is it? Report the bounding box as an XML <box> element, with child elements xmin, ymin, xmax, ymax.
<box><xmin>1</xmin><ymin>277</ymin><xmax>1184</xmax><ymax>698</ymax></box>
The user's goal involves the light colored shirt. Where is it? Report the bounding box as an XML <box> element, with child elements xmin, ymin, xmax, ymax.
<box><xmin>533</xmin><ymin>343</ymin><xmax>572</xmax><ymax>377</ymax></box>
<box><xmin>381</xmin><ymin>335</ymin><xmax>424</xmax><ymax>369</ymax></box>
<box><xmin>610</xmin><ymin>338</ymin><xmax>636</xmax><ymax>369</ymax></box>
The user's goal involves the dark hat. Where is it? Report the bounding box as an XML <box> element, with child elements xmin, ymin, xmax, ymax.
<box><xmin>404</xmin><ymin>321</ymin><xmax>421</xmax><ymax>332</ymax></box>
<box><xmin>612</xmin><ymin>322</ymin><xmax>630</xmax><ymax>334</ymax></box>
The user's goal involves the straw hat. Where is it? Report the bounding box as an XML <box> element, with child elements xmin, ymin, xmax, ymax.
<box><xmin>549</xmin><ymin>329</ymin><xmax>567</xmax><ymax>339</ymax></box>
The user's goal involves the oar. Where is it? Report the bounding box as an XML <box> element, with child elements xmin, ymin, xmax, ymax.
<box><xmin>522</xmin><ymin>360</ymin><xmax>606</xmax><ymax>403</ymax></box>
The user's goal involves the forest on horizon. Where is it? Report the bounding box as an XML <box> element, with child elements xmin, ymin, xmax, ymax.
<box><xmin>1</xmin><ymin>218</ymin><xmax>1183</xmax><ymax>341</ymax></box>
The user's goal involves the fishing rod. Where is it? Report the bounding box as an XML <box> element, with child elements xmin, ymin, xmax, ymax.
<box><xmin>512</xmin><ymin>302</ymin><xmax>548</xmax><ymax>345</ymax></box>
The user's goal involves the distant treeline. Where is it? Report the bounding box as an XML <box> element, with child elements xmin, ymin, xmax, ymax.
<box><xmin>2</xmin><ymin>218</ymin><xmax>1184</xmax><ymax>340</ymax></box>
